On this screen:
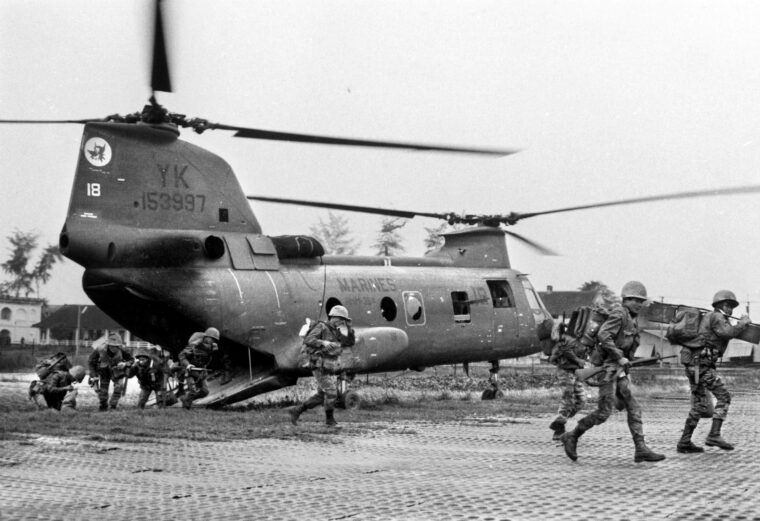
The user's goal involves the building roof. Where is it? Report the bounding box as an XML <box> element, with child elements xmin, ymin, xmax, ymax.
<box><xmin>538</xmin><ymin>290</ymin><xmax>601</xmax><ymax>318</ymax></box>
<box><xmin>33</xmin><ymin>304</ymin><xmax>123</xmax><ymax>330</ymax></box>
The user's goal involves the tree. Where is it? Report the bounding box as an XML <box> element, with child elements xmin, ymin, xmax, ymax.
<box><xmin>372</xmin><ymin>218</ymin><xmax>407</xmax><ymax>256</ymax></box>
<box><xmin>423</xmin><ymin>222</ymin><xmax>463</xmax><ymax>254</ymax></box>
<box><xmin>0</xmin><ymin>231</ymin><xmax>64</xmax><ymax>298</ymax></box>
<box><xmin>578</xmin><ymin>280</ymin><xmax>620</xmax><ymax>306</ymax></box>
<box><xmin>309</xmin><ymin>211</ymin><xmax>359</xmax><ymax>255</ymax></box>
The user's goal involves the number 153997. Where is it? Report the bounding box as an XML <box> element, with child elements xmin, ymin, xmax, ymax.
<box><xmin>139</xmin><ymin>192</ymin><xmax>206</xmax><ymax>212</ymax></box>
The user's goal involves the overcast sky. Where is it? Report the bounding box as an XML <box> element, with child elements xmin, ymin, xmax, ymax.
<box><xmin>2</xmin><ymin>0</ymin><xmax>760</xmax><ymax>314</ymax></box>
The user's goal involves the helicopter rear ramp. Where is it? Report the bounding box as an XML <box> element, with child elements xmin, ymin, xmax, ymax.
<box><xmin>193</xmin><ymin>371</ymin><xmax>298</xmax><ymax>408</ymax></box>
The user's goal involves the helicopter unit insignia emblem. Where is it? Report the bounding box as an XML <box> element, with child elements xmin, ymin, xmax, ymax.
<box><xmin>84</xmin><ymin>137</ymin><xmax>112</xmax><ymax>167</ymax></box>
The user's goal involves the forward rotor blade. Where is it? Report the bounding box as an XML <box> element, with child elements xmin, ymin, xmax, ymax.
<box><xmin>248</xmin><ymin>195</ymin><xmax>449</xmax><ymax>220</ymax></box>
<box><xmin>504</xmin><ymin>230</ymin><xmax>559</xmax><ymax>256</ymax></box>
<box><xmin>509</xmin><ymin>184</ymin><xmax>760</xmax><ymax>223</ymax></box>
<box><xmin>151</xmin><ymin>0</ymin><xmax>172</xmax><ymax>94</ymax></box>
<box><xmin>214</xmin><ymin>124</ymin><xmax>516</xmax><ymax>156</ymax></box>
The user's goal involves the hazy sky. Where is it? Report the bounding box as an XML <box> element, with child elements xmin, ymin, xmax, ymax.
<box><xmin>2</xmin><ymin>0</ymin><xmax>760</xmax><ymax>313</ymax></box>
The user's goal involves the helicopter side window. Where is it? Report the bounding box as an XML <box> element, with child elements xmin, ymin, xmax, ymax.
<box><xmin>486</xmin><ymin>280</ymin><xmax>514</xmax><ymax>308</ymax></box>
<box><xmin>402</xmin><ymin>291</ymin><xmax>426</xmax><ymax>326</ymax></box>
<box><xmin>380</xmin><ymin>297</ymin><xmax>397</xmax><ymax>322</ymax></box>
<box><xmin>451</xmin><ymin>291</ymin><xmax>471</xmax><ymax>323</ymax></box>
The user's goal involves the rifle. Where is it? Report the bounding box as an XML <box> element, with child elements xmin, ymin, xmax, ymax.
<box><xmin>575</xmin><ymin>355</ymin><xmax>677</xmax><ymax>385</ymax></box>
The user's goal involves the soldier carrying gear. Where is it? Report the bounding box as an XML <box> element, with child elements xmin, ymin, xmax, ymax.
<box><xmin>178</xmin><ymin>327</ymin><xmax>226</xmax><ymax>409</ymax></box>
<box><xmin>288</xmin><ymin>305</ymin><xmax>356</xmax><ymax>427</ymax></box>
<box><xmin>128</xmin><ymin>348</ymin><xmax>173</xmax><ymax>408</ymax></box>
<box><xmin>560</xmin><ymin>281</ymin><xmax>666</xmax><ymax>463</ymax></box>
<box><xmin>32</xmin><ymin>361</ymin><xmax>86</xmax><ymax>411</ymax></box>
<box><xmin>88</xmin><ymin>332</ymin><xmax>134</xmax><ymax>411</ymax></box>
<box><xmin>677</xmin><ymin>289</ymin><xmax>751</xmax><ymax>453</ymax></box>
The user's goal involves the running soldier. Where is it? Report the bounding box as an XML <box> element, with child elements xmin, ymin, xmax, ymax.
<box><xmin>178</xmin><ymin>327</ymin><xmax>221</xmax><ymax>409</ymax></box>
<box><xmin>88</xmin><ymin>332</ymin><xmax>134</xmax><ymax>411</ymax></box>
<box><xmin>677</xmin><ymin>290</ymin><xmax>750</xmax><ymax>453</ymax></box>
<box><xmin>288</xmin><ymin>305</ymin><xmax>355</xmax><ymax>427</ymax></box>
<box><xmin>560</xmin><ymin>281</ymin><xmax>665</xmax><ymax>463</ymax></box>
<box><xmin>128</xmin><ymin>348</ymin><xmax>171</xmax><ymax>408</ymax></box>
<box><xmin>548</xmin><ymin>336</ymin><xmax>589</xmax><ymax>441</ymax></box>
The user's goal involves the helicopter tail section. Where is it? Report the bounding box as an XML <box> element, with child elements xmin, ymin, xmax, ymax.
<box><xmin>60</xmin><ymin>122</ymin><xmax>261</xmax><ymax>269</ymax></box>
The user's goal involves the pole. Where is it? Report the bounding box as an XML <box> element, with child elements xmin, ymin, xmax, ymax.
<box><xmin>75</xmin><ymin>305</ymin><xmax>81</xmax><ymax>357</ymax></box>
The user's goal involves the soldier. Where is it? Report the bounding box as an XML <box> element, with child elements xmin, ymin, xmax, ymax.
<box><xmin>128</xmin><ymin>348</ymin><xmax>171</xmax><ymax>409</ymax></box>
<box><xmin>560</xmin><ymin>281</ymin><xmax>665</xmax><ymax>463</ymax></box>
<box><xmin>178</xmin><ymin>327</ymin><xmax>221</xmax><ymax>409</ymax></box>
<box><xmin>288</xmin><ymin>305</ymin><xmax>355</xmax><ymax>427</ymax></box>
<box><xmin>548</xmin><ymin>335</ymin><xmax>588</xmax><ymax>441</ymax></box>
<box><xmin>677</xmin><ymin>290</ymin><xmax>750</xmax><ymax>453</ymax></box>
<box><xmin>88</xmin><ymin>332</ymin><xmax>134</xmax><ymax>411</ymax></box>
<box><xmin>38</xmin><ymin>364</ymin><xmax>86</xmax><ymax>410</ymax></box>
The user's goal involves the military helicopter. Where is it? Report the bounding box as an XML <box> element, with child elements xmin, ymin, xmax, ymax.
<box><xmin>4</xmin><ymin>1</ymin><xmax>760</xmax><ymax>408</ymax></box>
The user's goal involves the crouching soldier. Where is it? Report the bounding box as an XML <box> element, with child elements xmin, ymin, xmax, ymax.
<box><xmin>128</xmin><ymin>348</ymin><xmax>174</xmax><ymax>408</ymax></box>
<box><xmin>178</xmin><ymin>327</ymin><xmax>221</xmax><ymax>409</ymax></box>
<box><xmin>88</xmin><ymin>332</ymin><xmax>134</xmax><ymax>411</ymax></box>
<box><xmin>35</xmin><ymin>364</ymin><xmax>86</xmax><ymax>410</ymax></box>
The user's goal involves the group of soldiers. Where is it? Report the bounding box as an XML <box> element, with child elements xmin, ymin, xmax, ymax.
<box><xmin>548</xmin><ymin>280</ymin><xmax>751</xmax><ymax>463</ymax></box>
<box><xmin>30</xmin><ymin>327</ymin><xmax>226</xmax><ymax>411</ymax></box>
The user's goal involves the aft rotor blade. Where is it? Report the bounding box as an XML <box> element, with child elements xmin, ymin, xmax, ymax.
<box><xmin>0</xmin><ymin>118</ymin><xmax>105</xmax><ymax>124</ymax></box>
<box><xmin>212</xmin><ymin>123</ymin><xmax>516</xmax><ymax>156</ymax></box>
<box><xmin>504</xmin><ymin>231</ymin><xmax>559</xmax><ymax>256</ymax></box>
<box><xmin>509</xmin><ymin>184</ymin><xmax>760</xmax><ymax>223</ymax></box>
<box><xmin>248</xmin><ymin>196</ymin><xmax>449</xmax><ymax>220</ymax></box>
<box><xmin>151</xmin><ymin>0</ymin><xmax>172</xmax><ymax>93</ymax></box>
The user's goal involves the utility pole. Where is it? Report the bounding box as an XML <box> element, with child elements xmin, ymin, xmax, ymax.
<box><xmin>75</xmin><ymin>305</ymin><xmax>81</xmax><ymax>357</ymax></box>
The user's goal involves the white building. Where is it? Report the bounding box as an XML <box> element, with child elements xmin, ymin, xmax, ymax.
<box><xmin>0</xmin><ymin>297</ymin><xmax>44</xmax><ymax>345</ymax></box>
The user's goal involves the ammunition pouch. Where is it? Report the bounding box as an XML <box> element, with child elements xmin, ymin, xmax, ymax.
<box><xmin>320</xmin><ymin>356</ymin><xmax>342</xmax><ymax>375</ymax></box>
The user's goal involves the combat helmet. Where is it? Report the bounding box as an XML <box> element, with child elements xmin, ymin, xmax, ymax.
<box><xmin>135</xmin><ymin>347</ymin><xmax>152</xmax><ymax>359</ymax></box>
<box><xmin>328</xmin><ymin>305</ymin><xmax>351</xmax><ymax>322</ymax></box>
<box><xmin>621</xmin><ymin>281</ymin><xmax>647</xmax><ymax>301</ymax></box>
<box><xmin>70</xmin><ymin>365</ymin><xmax>86</xmax><ymax>383</ymax></box>
<box><xmin>107</xmin><ymin>332</ymin><xmax>123</xmax><ymax>347</ymax></box>
<box><xmin>204</xmin><ymin>327</ymin><xmax>220</xmax><ymax>340</ymax></box>
<box><xmin>712</xmin><ymin>290</ymin><xmax>739</xmax><ymax>308</ymax></box>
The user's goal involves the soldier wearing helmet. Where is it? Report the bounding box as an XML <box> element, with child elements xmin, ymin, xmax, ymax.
<box><xmin>677</xmin><ymin>290</ymin><xmax>751</xmax><ymax>453</ymax></box>
<box><xmin>127</xmin><ymin>348</ymin><xmax>172</xmax><ymax>408</ymax></box>
<box><xmin>560</xmin><ymin>281</ymin><xmax>665</xmax><ymax>463</ymax></box>
<box><xmin>39</xmin><ymin>361</ymin><xmax>86</xmax><ymax>411</ymax></box>
<box><xmin>178</xmin><ymin>326</ymin><xmax>226</xmax><ymax>409</ymax></box>
<box><xmin>288</xmin><ymin>304</ymin><xmax>355</xmax><ymax>427</ymax></box>
<box><xmin>88</xmin><ymin>332</ymin><xmax>134</xmax><ymax>411</ymax></box>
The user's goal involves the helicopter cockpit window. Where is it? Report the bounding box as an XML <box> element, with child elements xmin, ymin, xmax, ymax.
<box><xmin>520</xmin><ymin>278</ymin><xmax>545</xmax><ymax>313</ymax></box>
<box><xmin>486</xmin><ymin>280</ymin><xmax>515</xmax><ymax>308</ymax></box>
<box><xmin>451</xmin><ymin>291</ymin><xmax>471</xmax><ymax>323</ymax></box>
<box><xmin>402</xmin><ymin>291</ymin><xmax>426</xmax><ymax>326</ymax></box>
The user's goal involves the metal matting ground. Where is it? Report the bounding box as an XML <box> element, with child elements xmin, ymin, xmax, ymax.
<box><xmin>1</xmin><ymin>393</ymin><xmax>760</xmax><ymax>521</ymax></box>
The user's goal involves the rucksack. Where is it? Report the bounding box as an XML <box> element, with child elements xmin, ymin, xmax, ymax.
<box><xmin>35</xmin><ymin>352</ymin><xmax>71</xmax><ymax>380</ymax></box>
<box><xmin>566</xmin><ymin>306</ymin><xmax>609</xmax><ymax>347</ymax></box>
<box><xmin>666</xmin><ymin>307</ymin><xmax>703</xmax><ymax>347</ymax></box>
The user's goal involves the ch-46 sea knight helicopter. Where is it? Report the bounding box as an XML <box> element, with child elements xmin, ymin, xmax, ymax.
<box><xmin>4</xmin><ymin>1</ymin><xmax>760</xmax><ymax>408</ymax></box>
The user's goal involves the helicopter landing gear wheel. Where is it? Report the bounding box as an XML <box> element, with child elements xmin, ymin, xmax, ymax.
<box><xmin>341</xmin><ymin>390</ymin><xmax>361</xmax><ymax>410</ymax></box>
<box><xmin>481</xmin><ymin>388</ymin><xmax>504</xmax><ymax>400</ymax></box>
<box><xmin>481</xmin><ymin>360</ymin><xmax>503</xmax><ymax>400</ymax></box>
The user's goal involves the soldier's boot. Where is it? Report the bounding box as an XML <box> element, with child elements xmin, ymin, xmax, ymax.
<box><xmin>325</xmin><ymin>409</ymin><xmax>339</xmax><ymax>428</ymax></box>
<box><xmin>676</xmin><ymin>421</ymin><xmax>704</xmax><ymax>453</ymax></box>
<box><xmin>549</xmin><ymin>418</ymin><xmax>566</xmax><ymax>441</ymax></box>
<box><xmin>559</xmin><ymin>428</ymin><xmax>584</xmax><ymax>461</ymax></box>
<box><xmin>633</xmin><ymin>436</ymin><xmax>666</xmax><ymax>462</ymax></box>
<box><xmin>288</xmin><ymin>404</ymin><xmax>306</xmax><ymax>426</ymax></box>
<box><xmin>181</xmin><ymin>395</ymin><xmax>192</xmax><ymax>410</ymax></box>
<box><xmin>98</xmin><ymin>401</ymin><xmax>108</xmax><ymax>411</ymax></box>
<box><xmin>705</xmin><ymin>418</ymin><xmax>734</xmax><ymax>450</ymax></box>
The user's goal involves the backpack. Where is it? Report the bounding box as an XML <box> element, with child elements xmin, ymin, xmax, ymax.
<box><xmin>665</xmin><ymin>307</ymin><xmax>703</xmax><ymax>347</ymax></box>
<box><xmin>35</xmin><ymin>352</ymin><xmax>71</xmax><ymax>380</ymax></box>
<box><xmin>567</xmin><ymin>306</ymin><xmax>609</xmax><ymax>347</ymax></box>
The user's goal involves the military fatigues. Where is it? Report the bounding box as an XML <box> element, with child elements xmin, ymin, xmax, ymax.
<box><xmin>678</xmin><ymin>310</ymin><xmax>747</xmax><ymax>451</ymax></box>
<box><xmin>561</xmin><ymin>303</ymin><xmax>664</xmax><ymax>462</ymax></box>
<box><xmin>291</xmin><ymin>320</ymin><xmax>355</xmax><ymax>424</ymax></box>
<box><xmin>548</xmin><ymin>338</ymin><xmax>588</xmax><ymax>439</ymax></box>
<box><xmin>88</xmin><ymin>345</ymin><xmax>134</xmax><ymax>410</ymax></box>
<box><xmin>41</xmin><ymin>369</ymin><xmax>77</xmax><ymax>410</ymax></box>
<box><xmin>178</xmin><ymin>341</ymin><xmax>217</xmax><ymax>408</ymax></box>
<box><xmin>128</xmin><ymin>355</ymin><xmax>168</xmax><ymax>408</ymax></box>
